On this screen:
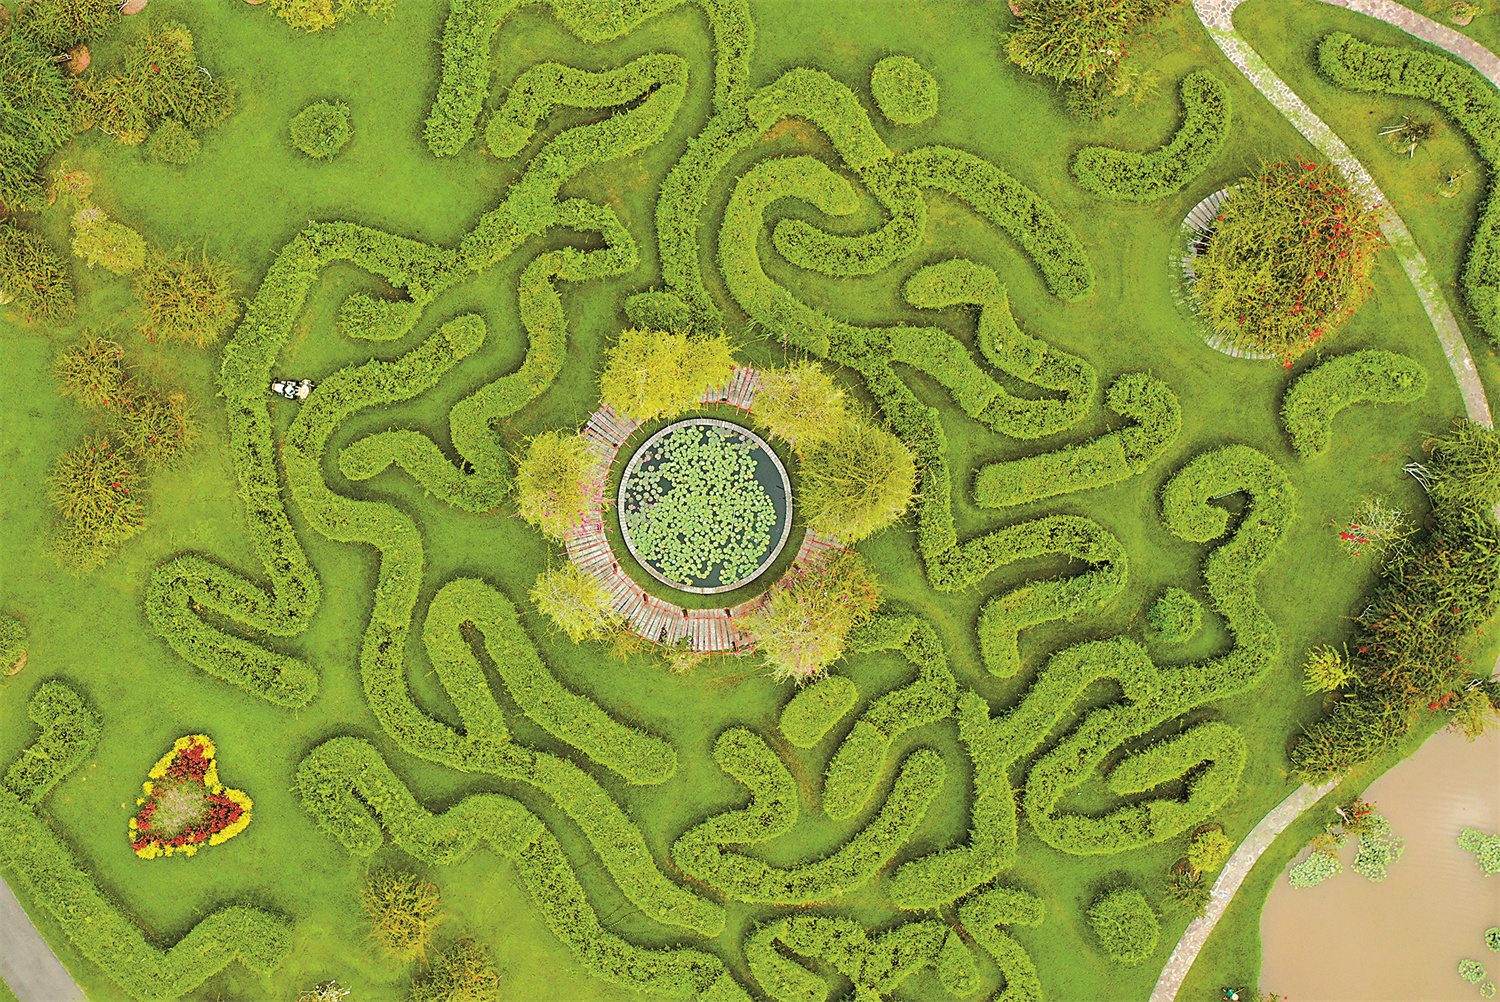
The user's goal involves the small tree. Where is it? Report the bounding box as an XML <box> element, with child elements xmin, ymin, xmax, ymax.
<box><xmin>71</xmin><ymin>21</ymin><xmax>233</xmax><ymax>144</ymax></box>
<box><xmin>70</xmin><ymin>207</ymin><xmax>146</xmax><ymax>274</ymax></box>
<box><xmin>800</xmin><ymin>418</ymin><xmax>916</xmax><ymax>543</ymax></box>
<box><xmin>53</xmin><ymin>334</ymin><xmax>128</xmax><ymax>410</ymax></box>
<box><xmin>1428</xmin><ymin>418</ymin><xmax>1500</xmax><ymax>512</ymax></box>
<box><xmin>750</xmin><ymin>361</ymin><xmax>847</xmax><ymax>451</ymax></box>
<box><xmin>1333</xmin><ymin>495</ymin><xmax>1410</xmax><ymax>558</ymax></box>
<box><xmin>1188</xmin><ymin>827</ymin><xmax>1233</xmax><ymax>874</ymax></box>
<box><xmin>1192</xmin><ymin>159</ymin><xmax>1385</xmax><ymax>364</ymax></box>
<box><xmin>513</xmin><ymin>431</ymin><xmax>600</xmax><ymax>540</ymax></box>
<box><xmin>132</xmin><ymin>245</ymin><xmax>241</xmax><ymax>347</ymax></box>
<box><xmin>1145</xmin><ymin>587</ymin><xmax>1202</xmax><ymax>644</ymax></box>
<box><xmin>1447</xmin><ymin>685</ymin><xmax>1499</xmax><ymax>741</ymax></box>
<box><xmin>116</xmin><ymin>388</ymin><xmax>196</xmax><ymax>466</ymax></box>
<box><xmin>1085</xmin><ymin>887</ymin><xmax>1159</xmax><ymax>965</ymax></box>
<box><xmin>1302</xmin><ymin>644</ymin><xmax>1352</xmax><ymax>693</ymax></box>
<box><xmin>1005</xmin><ymin>0</ymin><xmax>1181</xmax><ymax>83</ymax></box>
<box><xmin>1377</xmin><ymin>115</ymin><xmax>1437</xmax><ymax>158</ymax></box>
<box><xmin>1</xmin><ymin>221</ymin><xmax>75</xmax><ymax>321</ymax></box>
<box><xmin>529</xmin><ymin>564</ymin><xmax>621</xmax><ymax>644</ymax></box>
<box><xmin>48</xmin><ymin>434</ymin><xmax>145</xmax><ymax>571</ymax></box>
<box><xmin>741</xmin><ymin>552</ymin><xmax>880</xmax><ymax>682</ymax></box>
<box><xmin>290</xmin><ymin>100</ymin><xmax>353</xmax><ymax>160</ymax></box>
<box><xmin>410</xmin><ymin>939</ymin><xmax>500</xmax><ymax>1002</ymax></box>
<box><xmin>362</xmin><ymin>869</ymin><xmax>441</xmax><ymax>963</ymax></box>
<box><xmin>597</xmin><ymin>328</ymin><xmax>736</xmax><ymax>421</ymax></box>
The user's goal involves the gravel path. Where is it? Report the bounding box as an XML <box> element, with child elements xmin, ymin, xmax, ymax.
<box><xmin>1151</xmin><ymin>3</ymin><xmax>1498</xmax><ymax>1001</ymax></box>
<box><xmin>1150</xmin><ymin>780</ymin><xmax>1337</xmax><ymax>1002</ymax></box>
<box><xmin>0</xmin><ymin>879</ymin><xmax>86</xmax><ymax>1002</ymax></box>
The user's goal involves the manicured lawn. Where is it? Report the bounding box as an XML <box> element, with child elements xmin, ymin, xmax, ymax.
<box><xmin>2</xmin><ymin>2</ymin><xmax>1496</xmax><ymax>1001</ymax></box>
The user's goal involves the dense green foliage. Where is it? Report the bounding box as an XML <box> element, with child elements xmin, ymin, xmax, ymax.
<box><xmin>1005</xmin><ymin>0</ymin><xmax>1181</xmax><ymax>83</ymax></box>
<box><xmin>1280</xmin><ymin>350</ymin><xmax>1429</xmax><ymax>458</ymax></box>
<box><xmin>1086</xmin><ymin>888</ymin><xmax>1160</xmax><ymax>965</ymax></box>
<box><xmin>0</xmin><ymin>221</ymin><xmax>74</xmax><ymax>320</ymax></box>
<box><xmin>1318</xmin><ymin>31</ymin><xmax>1500</xmax><ymax>348</ymax></box>
<box><xmin>1191</xmin><ymin>158</ymin><xmax>1386</xmax><ymax>363</ymax></box>
<box><xmin>799</xmin><ymin>417</ymin><xmax>916</xmax><ymax>543</ymax></box>
<box><xmin>870</xmin><ymin>55</ymin><xmax>937</xmax><ymax>125</ymax></box>
<box><xmin>0</xmin><ymin>614</ymin><xmax>25</xmax><ymax>671</ymax></box>
<box><xmin>513</xmin><ymin>431</ymin><xmax>598</xmax><ymax>539</ymax></box>
<box><xmin>598</xmin><ymin>328</ymin><xmax>737</xmax><ymax>421</ymax></box>
<box><xmin>0</xmin><ymin>15</ymin><xmax>83</xmax><ymax>214</ymax></box>
<box><xmin>1072</xmin><ymin>70</ymin><xmax>1231</xmax><ymax>200</ymax></box>
<box><xmin>131</xmin><ymin>245</ymin><xmax>241</xmax><ymax>347</ymax></box>
<box><xmin>1146</xmin><ymin>586</ymin><xmax>1203</xmax><ymax>644</ymax></box>
<box><xmin>69</xmin><ymin>206</ymin><xmax>145</xmax><ymax>274</ymax></box>
<box><xmin>289</xmin><ymin>100</ymin><xmax>352</xmax><ymax>160</ymax></box>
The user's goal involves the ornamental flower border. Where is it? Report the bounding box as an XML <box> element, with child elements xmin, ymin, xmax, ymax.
<box><xmin>129</xmin><ymin>734</ymin><xmax>253</xmax><ymax>859</ymax></box>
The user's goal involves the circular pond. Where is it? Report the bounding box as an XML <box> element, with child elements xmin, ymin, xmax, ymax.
<box><xmin>616</xmin><ymin>418</ymin><xmax>793</xmax><ymax>594</ymax></box>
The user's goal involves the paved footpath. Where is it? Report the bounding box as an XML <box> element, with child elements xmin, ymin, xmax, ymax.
<box><xmin>0</xmin><ymin>878</ymin><xmax>86</xmax><ymax>1002</ymax></box>
<box><xmin>1153</xmin><ymin>3</ymin><xmax>1498</xmax><ymax>1001</ymax></box>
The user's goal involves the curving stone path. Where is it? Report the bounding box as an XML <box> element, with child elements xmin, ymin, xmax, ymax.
<box><xmin>1153</xmin><ymin>3</ymin><xmax>1498</xmax><ymax>1001</ymax></box>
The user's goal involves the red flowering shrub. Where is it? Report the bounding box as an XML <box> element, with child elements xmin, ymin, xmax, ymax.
<box><xmin>1192</xmin><ymin>159</ymin><xmax>1386</xmax><ymax>364</ymax></box>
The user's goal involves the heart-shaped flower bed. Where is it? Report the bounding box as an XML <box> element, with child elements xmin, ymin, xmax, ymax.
<box><xmin>129</xmin><ymin>734</ymin><xmax>252</xmax><ymax>859</ymax></box>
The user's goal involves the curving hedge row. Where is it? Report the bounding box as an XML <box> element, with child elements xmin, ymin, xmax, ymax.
<box><xmin>903</xmin><ymin>258</ymin><xmax>1096</xmax><ymax>438</ymax></box>
<box><xmin>339</xmin><ymin>201</ymin><xmax>637</xmax><ymax>514</ymax></box>
<box><xmin>294</xmin><ymin>737</ymin><xmax>746</xmax><ymax>1000</ymax></box>
<box><xmin>780</xmin><ymin>675</ymin><xmax>859</xmax><ymax>748</ymax></box>
<box><xmin>485</xmin><ymin>52</ymin><xmax>689</xmax><ymax>157</ymax></box>
<box><xmin>336</xmin><ymin>292</ymin><xmax>423</xmax><ymax>342</ymax></box>
<box><xmin>1280</xmin><ymin>349</ymin><xmax>1428</xmax><ymax>459</ymax></box>
<box><xmin>888</xmin><ymin>691</ymin><xmax>1020</xmax><ymax>909</ymax></box>
<box><xmin>773</xmin><ymin>168</ymin><xmax>927</xmax><ymax>278</ymax></box>
<box><xmin>1318</xmin><ymin>32</ymin><xmax>1500</xmax><ymax>347</ymax></box>
<box><xmin>823</xmin><ymin>618</ymin><xmax>957</xmax><ymax>819</ymax></box>
<box><xmin>1014</xmin><ymin>447</ymin><xmax>1293</xmax><ymax>855</ymax></box>
<box><xmin>3</xmin><ymin>681</ymin><xmax>102</xmax><ymax>805</ymax></box>
<box><xmin>1</xmin><ymin>683</ymin><xmax>293</xmax><ymax>1001</ymax></box>
<box><xmin>678</xmin><ymin>728</ymin><xmax>798</xmax><ymax>846</ymax></box>
<box><xmin>967</xmin><ymin>516</ymin><xmax>1129</xmax><ymax>677</ymax></box>
<box><xmin>675</xmin><ymin>748</ymin><xmax>945</xmax><ymax>904</ymax></box>
<box><xmin>956</xmin><ymin>885</ymin><xmax>1045</xmax><ymax>1002</ymax></box>
<box><xmin>974</xmin><ymin>372</ymin><xmax>1181</xmax><ymax>508</ymax></box>
<box><xmin>1071</xmin><ymin>70</ymin><xmax>1232</xmax><ymax>201</ymax></box>
<box><xmin>425</xmin><ymin>579</ymin><xmax>677</xmax><ymax>785</ymax></box>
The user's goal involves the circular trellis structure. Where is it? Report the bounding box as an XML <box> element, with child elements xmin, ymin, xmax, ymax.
<box><xmin>1178</xmin><ymin>186</ymin><xmax>1278</xmax><ymax>361</ymax></box>
<box><xmin>564</xmin><ymin>367</ymin><xmax>845</xmax><ymax>651</ymax></box>
<box><xmin>617</xmin><ymin>417</ymin><xmax>794</xmax><ymax>595</ymax></box>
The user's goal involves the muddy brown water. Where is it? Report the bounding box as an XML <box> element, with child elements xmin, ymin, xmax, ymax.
<box><xmin>1260</xmin><ymin>728</ymin><xmax>1500</xmax><ymax>1001</ymax></box>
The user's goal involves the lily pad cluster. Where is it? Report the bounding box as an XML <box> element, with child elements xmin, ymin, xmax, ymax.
<box><xmin>621</xmin><ymin>424</ymin><xmax>777</xmax><ymax>587</ymax></box>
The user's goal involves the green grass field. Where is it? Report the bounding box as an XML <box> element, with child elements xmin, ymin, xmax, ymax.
<box><xmin>2</xmin><ymin>1</ymin><xmax>1497</xmax><ymax>1001</ymax></box>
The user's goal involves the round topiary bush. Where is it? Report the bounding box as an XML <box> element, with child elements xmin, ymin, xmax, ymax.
<box><xmin>1146</xmin><ymin>587</ymin><xmax>1202</xmax><ymax>644</ymax></box>
<box><xmin>289</xmin><ymin>101</ymin><xmax>352</xmax><ymax>160</ymax></box>
<box><xmin>145</xmin><ymin>119</ymin><xmax>200</xmax><ymax>165</ymax></box>
<box><xmin>1086</xmin><ymin>888</ymin><xmax>1159</xmax><ymax>966</ymax></box>
<box><xmin>871</xmin><ymin>55</ymin><xmax>937</xmax><ymax>125</ymax></box>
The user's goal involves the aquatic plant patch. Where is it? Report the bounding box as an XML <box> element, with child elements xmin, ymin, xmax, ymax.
<box><xmin>619</xmin><ymin>421</ymin><xmax>784</xmax><ymax>589</ymax></box>
<box><xmin>129</xmin><ymin>735</ymin><xmax>252</xmax><ymax>859</ymax></box>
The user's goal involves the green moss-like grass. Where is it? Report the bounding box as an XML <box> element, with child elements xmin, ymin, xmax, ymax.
<box><xmin>1</xmin><ymin>2</ymin><xmax>1496</xmax><ymax>1001</ymax></box>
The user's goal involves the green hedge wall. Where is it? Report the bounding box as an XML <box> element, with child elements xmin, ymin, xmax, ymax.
<box><xmin>1071</xmin><ymin>71</ymin><xmax>1231</xmax><ymax>201</ymax></box>
<box><xmin>1086</xmin><ymin>887</ymin><xmax>1160</xmax><ymax>966</ymax></box>
<box><xmin>676</xmin><ymin>748</ymin><xmax>945</xmax><ymax>904</ymax></box>
<box><xmin>294</xmin><ymin>737</ymin><xmax>745</xmax><ymax>1000</ymax></box>
<box><xmin>780</xmin><ymin>675</ymin><xmax>859</xmax><ymax>748</ymax></box>
<box><xmin>1319</xmin><ymin>31</ymin><xmax>1500</xmax><ymax>347</ymax></box>
<box><xmin>823</xmin><ymin>617</ymin><xmax>956</xmax><ymax>819</ymax></box>
<box><xmin>974</xmin><ymin>372</ymin><xmax>1180</xmax><ymax>508</ymax></box>
<box><xmin>1280</xmin><ymin>349</ymin><xmax>1428</xmax><ymax>458</ymax></box>
<box><xmin>1</xmin><ymin>683</ymin><xmax>293</xmax><ymax>1001</ymax></box>
<box><xmin>956</xmin><ymin>885</ymin><xmax>1045</xmax><ymax>1002</ymax></box>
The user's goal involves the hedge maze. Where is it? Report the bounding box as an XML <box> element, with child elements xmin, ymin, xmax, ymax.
<box><xmin>37</xmin><ymin>0</ymin><xmax>1328</xmax><ymax>997</ymax></box>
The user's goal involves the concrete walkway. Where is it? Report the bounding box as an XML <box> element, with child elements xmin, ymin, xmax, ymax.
<box><xmin>1150</xmin><ymin>780</ymin><xmax>1337</xmax><ymax>1002</ymax></box>
<box><xmin>0</xmin><ymin>879</ymin><xmax>86</xmax><ymax>1002</ymax></box>
<box><xmin>1152</xmin><ymin>3</ymin><xmax>1498</xmax><ymax>1001</ymax></box>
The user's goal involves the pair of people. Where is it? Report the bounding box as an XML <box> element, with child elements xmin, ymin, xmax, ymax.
<box><xmin>270</xmin><ymin>379</ymin><xmax>314</xmax><ymax>400</ymax></box>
